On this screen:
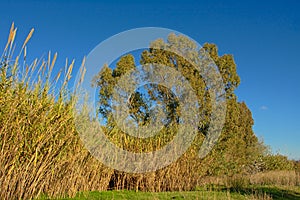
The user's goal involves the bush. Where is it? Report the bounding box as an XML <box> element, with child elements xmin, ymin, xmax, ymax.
<box><xmin>261</xmin><ymin>154</ymin><xmax>295</xmax><ymax>171</ymax></box>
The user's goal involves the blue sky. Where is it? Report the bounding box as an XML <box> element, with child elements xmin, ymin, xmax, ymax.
<box><xmin>0</xmin><ymin>0</ymin><xmax>299</xmax><ymax>160</ymax></box>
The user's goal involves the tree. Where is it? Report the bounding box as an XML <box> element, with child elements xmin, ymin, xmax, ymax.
<box><xmin>93</xmin><ymin>33</ymin><xmax>264</xmax><ymax>190</ymax></box>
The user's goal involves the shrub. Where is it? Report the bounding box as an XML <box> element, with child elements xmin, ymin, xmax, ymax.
<box><xmin>261</xmin><ymin>154</ymin><xmax>295</xmax><ymax>171</ymax></box>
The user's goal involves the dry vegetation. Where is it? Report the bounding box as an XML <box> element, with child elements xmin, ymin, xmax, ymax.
<box><xmin>199</xmin><ymin>170</ymin><xmax>300</xmax><ymax>188</ymax></box>
<box><xmin>0</xmin><ymin>23</ymin><xmax>114</xmax><ymax>199</ymax></box>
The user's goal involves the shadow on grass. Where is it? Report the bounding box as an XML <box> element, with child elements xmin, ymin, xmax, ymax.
<box><xmin>224</xmin><ymin>186</ymin><xmax>300</xmax><ymax>200</ymax></box>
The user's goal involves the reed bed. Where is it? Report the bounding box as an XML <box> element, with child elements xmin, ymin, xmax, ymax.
<box><xmin>0</xmin><ymin>23</ymin><xmax>113</xmax><ymax>199</ymax></box>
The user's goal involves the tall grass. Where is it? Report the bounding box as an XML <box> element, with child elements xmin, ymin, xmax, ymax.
<box><xmin>249</xmin><ymin>170</ymin><xmax>300</xmax><ymax>187</ymax></box>
<box><xmin>0</xmin><ymin>23</ymin><xmax>113</xmax><ymax>199</ymax></box>
<box><xmin>199</xmin><ymin>170</ymin><xmax>300</xmax><ymax>188</ymax></box>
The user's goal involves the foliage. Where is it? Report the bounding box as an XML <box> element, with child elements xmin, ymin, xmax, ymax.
<box><xmin>261</xmin><ymin>154</ymin><xmax>295</xmax><ymax>171</ymax></box>
<box><xmin>92</xmin><ymin>33</ymin><xmax>268</xmax><ymax>190</ymax></box>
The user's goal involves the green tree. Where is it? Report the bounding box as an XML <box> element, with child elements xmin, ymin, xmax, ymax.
<box><xmin>93</xmin><ymin>33</ymin><xmax>265</xmax><ymax>190</ymax></box>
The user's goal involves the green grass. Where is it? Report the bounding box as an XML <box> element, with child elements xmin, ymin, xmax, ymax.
<box><xmin>234</xmin><ymin>185</ymin><xmax>300</xmax><ymax>200</ymax></box>
<box><xmin>36</xmin><ymin>186</ymin><xmax>300</xmax><ymax>200</ymax></box>
<box><xmin>58</xmin><ymin>190</ymin><xmax>242</xmax><ymax>200</ymax></box>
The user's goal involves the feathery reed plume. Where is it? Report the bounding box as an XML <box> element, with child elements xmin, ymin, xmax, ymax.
<box><xmin>50</xmin><ymin>52</ymin><xmax>57</xmax><ymax>72</ymax></box>
<box><xmin>22</xmin><ymin>28</ymin><xmax>34</xmax><ymax>49</ymax></box>
<box><xmin>79</xmin><ymin>56</ymin><xmax>86</xmax><ymax>85</ymax></box>
<box><xmin>54</xmin><ymin>69</ymin><xmax>62</xmax><ymax>84</ymax></box>
<box><xmin>4</xmin><ymin>22</ymin><xmax>14</xmax><ymax>51</ymax></box>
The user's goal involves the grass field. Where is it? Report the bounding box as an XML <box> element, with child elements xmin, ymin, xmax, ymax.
<box><xmin>37</xmin><ymin>185</ymin><xmax>300</xmax><ymax>200</ymax></box>
<box><xmin>37</xmin><ymin>170</ymin><xmax>300</xmax><ymax>200</ymax></box>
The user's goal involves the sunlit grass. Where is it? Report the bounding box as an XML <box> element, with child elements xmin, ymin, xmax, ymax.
<box><xmin>0</xmin><ymin>23</ymin><xmax>113</xmax><ymax>200</ymax></box>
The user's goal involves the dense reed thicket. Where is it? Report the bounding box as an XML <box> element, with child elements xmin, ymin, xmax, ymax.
<box><xmin>0</xmin><ymin>23</ymin><xmax>114</xmax><ymax>199</ymax></box>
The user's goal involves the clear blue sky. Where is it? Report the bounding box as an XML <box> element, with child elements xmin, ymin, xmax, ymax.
<box><xmin>0</xmin><ymin>0</ymin><xmax>299</xmax><ymax>160</ymax></box>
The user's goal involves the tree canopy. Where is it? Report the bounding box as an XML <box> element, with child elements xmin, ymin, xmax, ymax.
<box><xmin>92</xmin><ymin>33</ymin><xmax>288</xmax><ymax>190</ymax></box>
